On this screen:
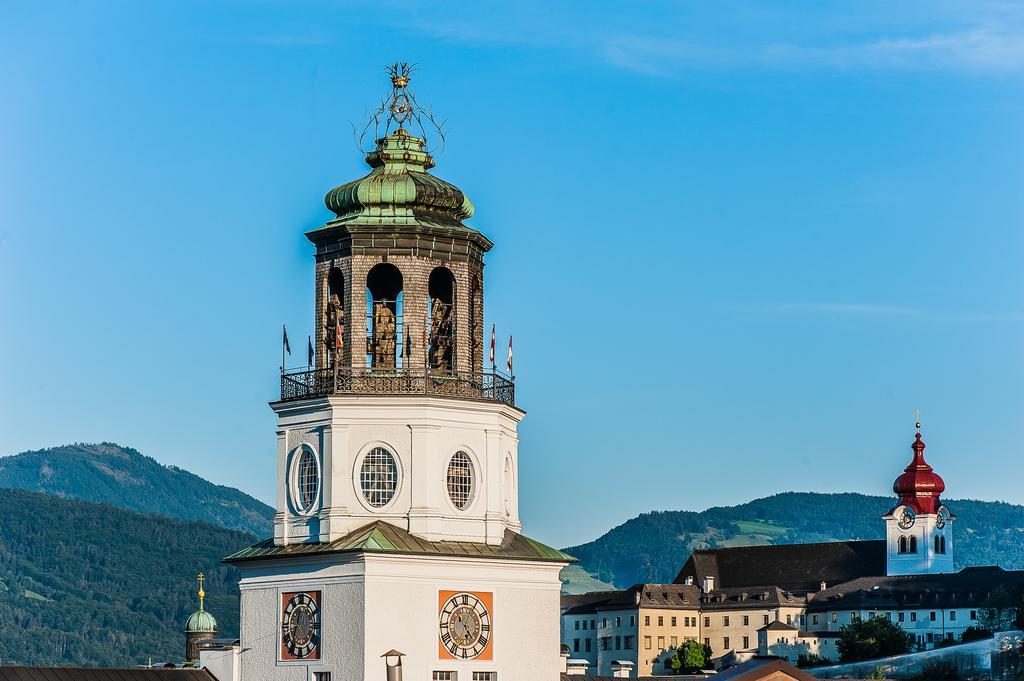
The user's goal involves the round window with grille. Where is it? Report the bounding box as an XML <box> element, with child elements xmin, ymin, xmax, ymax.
<box><xmin>446</xmin><ymin>451</ymin><xmax>475</xmax><ymax>510</ymax></box>
<box><xmin>360</xmin><ymin>447</ymin><xmax>399</xmax><ymax>507</ymax></box>
<box><xmin>295</xmin><ymin>448</ymin><xmax>319</xmax><ymax>512</ymax></box>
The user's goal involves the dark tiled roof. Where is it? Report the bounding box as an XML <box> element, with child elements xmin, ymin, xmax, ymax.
<box><xmin>561</xmin><ymin>584</ymin><xmax>703</xmax><ymax>615</ymax></box>
<box><xmin>224</xmin><ymin>521</ymin><xmax>574</xmax><ymax>565</ymax></box>
<box><xmin>700</xmin><ymin>585</ymin><xmax>806</xmax><ymax>610</ymax></box>
<box><xmin>560</xmin><ymin>676</ymin><xmax>705</xmax><ymax>681</ymax></box>
<box><xmin>673</xmin><ymin>540</ymin><xmax>886</xmax><ymax>593</ymax></box>
<box><xmin>0</xmin><ymin>669</ymin><xmax>217</xmax><ymax>681</ymax></box>
<box><xmin>758</xmin><ymin>620</ymin><xmax>798</xmax><ymax>632</ymax></box>
<box><xmin>806</xmin><ymin>566</ymin><xmax>1024</xmax><ymax>612</ymax></box>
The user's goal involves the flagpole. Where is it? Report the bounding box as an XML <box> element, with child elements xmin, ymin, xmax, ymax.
<box><xmin>281</xmin><ymin>324</ymin><xmax>286</xmax><ymax>374</ymax></box>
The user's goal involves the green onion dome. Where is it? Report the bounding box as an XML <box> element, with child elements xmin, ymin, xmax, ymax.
<box><xmin>324</xmin><ymin>128</ymin><xmax>475</xmax><ymax>230</ymax></box>
<box><xmin>185</xmin><ymin>607</ymin><xmax>218</xmax><ymax>634</ymax></box>
<box><xmin>185</xmin><ymin>575</ymin><xmax>218</xmax><ymax>634</ymax></box>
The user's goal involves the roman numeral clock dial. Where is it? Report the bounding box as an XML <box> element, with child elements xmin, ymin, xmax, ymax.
<box><xmin>280</xmin><ymin>591</ymin><xmax>321</xmax><ymax>660</ymax></box>
<box><xmin>438</xmin><ymin>591</ymin><xmax>492</xmax><ymax>660</ymax></box>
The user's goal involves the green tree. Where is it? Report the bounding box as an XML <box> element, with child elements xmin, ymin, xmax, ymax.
<box><xmin>836</xmin><ymin>616</ymin><xmax>913</xmax><ymax>662</ymax></box>
<box><xmin>978</xmin><ymin>585</ymin><xmax>1019</xmax><ymax>632</ymax></box>
<box><xmin>669</xmin><ymin>639</ymin><xmax>709</xmax><ymax>674</ymax></box>
<box><xmin>960</xmin><ymin>626</ymin><xmax>992</xmax><ymax>643</ymax></box>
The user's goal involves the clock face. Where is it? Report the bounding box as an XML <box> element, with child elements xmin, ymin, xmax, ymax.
<box><xmin>936</xmin><ymin>506</ymin><xmax>948</xmax><ymax>528</ymax></box>
<box><xmin>281</xmin><ymin>591</ymin><xmax>321</xmax><ymax>660</ymax></box>
<box><xmin>438</xmin><ymin>591</ymin><xmax>492</xmax><ymax>660</ymax></box>
<box><xmin>898</xmin><ymin>507</ymin><xmax>916</xmax><ymax>529</ymax></box>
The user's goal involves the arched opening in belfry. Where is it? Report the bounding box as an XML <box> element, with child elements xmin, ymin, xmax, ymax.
<box><xmin>909</xmin><ymin>536</ymin><xmax>918</xmax><ymax>554</ymax></box>
<box><xmin>326</xmin><ymin>268</ymin><xmax>345</xmax><ymax>367</ymax></box>
<box><xmin>428</xmin><ymin>266</ymin><xmax>456</xmax><ymax>371</ymax></box>
<box><xmin>469</xmin><ymin>272</ymin><xmax>482</xmax><ymax>373</ymax></box>
<box><xmin>898</xmin><ymin>536</ymin><xmax>907</xmax><ymax>554</ymax></box>
<box><xmin>366</xmin><ymin>263</ymin><xmax>404</xmax><ymax>369</ymax></box>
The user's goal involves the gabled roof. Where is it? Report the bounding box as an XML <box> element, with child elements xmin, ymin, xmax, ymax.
<box><xmin>673</xmin><ymin>540</ymin><xmax>886</xmax><ymax>593</ymax></box>
<box><xmin>561</xmin><ymin>583</ymin><xmax>703</xmax><ymax>615</ymax></box>
<box><xmin>711</xmin><ymin>657</ymin><xmax>821</xmax><ymax>681</ymax></box>
<box><xmin>223</xmin><ymin>520</ymin><xmax>574</xmax><ymax>565</ymax></box>
<box><xmin>758</xmin><ymin>620</ymin><xmax>798</xmax><ymax>632</ymax></box>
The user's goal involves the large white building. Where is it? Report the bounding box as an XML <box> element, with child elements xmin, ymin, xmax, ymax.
<box><xmin>561</xmin><ymin>423</ymin><xmax>1024</xmax><ymax>675</ymax></box>
<box><xmin>220</xmin><ymin>67</ymin><xmax>571</xmax><ymax>681</ymax></box>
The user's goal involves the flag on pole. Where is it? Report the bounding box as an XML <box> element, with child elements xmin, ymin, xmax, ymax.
<box><xmin>489</xmin><ymin>324</ymin><xmax>495</xmax><ymax>366</ymax></box>
<box><xmin>307</xmin><ymin>336</ymin><xmax>314</xmax><ymax>367</ymax></box>
<box><xmin>335</xmin><ymin>319</ymin><xmax>343</xmax><ymax>350</ymax></box>
<box><xmin>282</xmin><ymin>325</ymin><xmax>292</xmax><ymax>355</ymax></box>
<box><xmin>507</xmin><ymin>335</ymin><xmax>513</xmax><ymax>374</ymax></box>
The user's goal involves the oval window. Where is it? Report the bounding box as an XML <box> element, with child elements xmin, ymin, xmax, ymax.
<box><xmin>296</xmin><ymin>448</ymin><xmax>319</xmax><ymax>512</ymax></box>
<box><xmin>360</xmin><ymin>447</ymin><xmax>399</xmax><ymax>507</ymax></box>
<box><xmin>446</xmin><ymin>452</ymin><xmax>475</xmax><ymax>510</ymax></box>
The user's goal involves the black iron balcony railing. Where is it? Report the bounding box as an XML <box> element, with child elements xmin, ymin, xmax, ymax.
<box><xmin>279</xmin><ymin>366</ymin><xmax>515</xmax><ymax>407</ymax></box>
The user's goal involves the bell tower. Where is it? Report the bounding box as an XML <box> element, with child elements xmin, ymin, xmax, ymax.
<box><xmin>228</xmin><ymin>65</ymin><xmax>569</xmax><ymax>681</ymax></box>
<box><xmin>883</xmin><ymin>416</ymin><xmax>956</xmax><ymax>576</ymax></box>
<box><xmin>272</xmin><ymin>64</ymin><xmax>520</xmax><ymax>547</ymax></box>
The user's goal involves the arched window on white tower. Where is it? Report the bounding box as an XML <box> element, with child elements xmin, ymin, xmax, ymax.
<box><xmin>446</xmin><ymin>451</ymin><xmax>475</xmax><ymax>510</ymax></box>
<box><xmin>909</xmin><ymin>536</ymin><xmax>918</xmax><ymax>554</ymax></box>
<box><xmin>294</xmin><ymin>447</ymin><xmax>319</xmax><ymax>513</ymax></box>
<box><xmin>898</xmin><ymin>536</ymin><xmax>907</xmax><ymax>554</ymax></box>
<box><xmin>360</xmin><ymin>446</ymin><xmax>399</xmax><ymax>507</ymax></box>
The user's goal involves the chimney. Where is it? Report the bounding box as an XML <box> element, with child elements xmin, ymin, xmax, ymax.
<box><xmin>560</xmin><ymin>644</ymin><xmax>570</xmax><ymax>673</ymax></box>
<box><xmin>610</xmin><ymin>660</ymin><xmax>635</xmax><ymax>678</ymax></box>
<box><xmin>702</xmin><ymin>576</ymin><xmax>715</xmax><ymax>593</ymax></box>
<box><xmin>565</xmin><ymin>659</ymin><xmax>590</xmax><ymax>675</ymax></box>
<box><xmin>381</xmin><ymin>650</ymin><xmax>404</xmax><ymax>681</ymax></box>
<box><xmin>820</xmin><ymin>581</ymin><xmax>827</xmax><ymax>591</ymax></box>
<box><xmin>684</xmin><ymin>576</ymin><xmax>694</xmax><ymax>586</ymax></box>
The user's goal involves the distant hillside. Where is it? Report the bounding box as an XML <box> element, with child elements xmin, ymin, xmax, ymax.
<box><xmin>0</xmin><ymin>487</ymin><xmax>254</xmax><ymax>666</ymax></box>
<box><xmin>0</xmin><ymin>443</ymin><xmax>273</xmax><ymax>536</ymax></box>
<box><xmin>563</xmin><ymin>492</ymin><xmax>1024</xmax><ymax>590</ymax></box>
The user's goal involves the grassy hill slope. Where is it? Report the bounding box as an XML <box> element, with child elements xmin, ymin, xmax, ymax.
<box><xmin>0</xmin><ymin>487</ymin><xmax>255</xmax><ymax>666</ymax></box>
<box><xmin>0</xmin><ymin>443</ymin><xmax>273</xmax><ymax>536</ymax></box>
<box><xmin>563</xmin><ymin>492</ymin><xmax>1024</xmax><ymax>589</ymax></box>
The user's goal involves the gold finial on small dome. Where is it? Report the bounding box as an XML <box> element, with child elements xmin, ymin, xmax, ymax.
<box><xmin>197</xmin><ymin>572</ymin><xmax>206</xmax><ymax>610</ymax></box>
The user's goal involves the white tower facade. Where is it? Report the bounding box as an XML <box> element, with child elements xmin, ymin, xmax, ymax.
<box><xmin>884</xmin><ymin>428</ymin><xmax>955</xmax><ymax>576</ymax></box>
<box><xmin>227</xmin><ymin>67</ymin><xmax>570</xmax><ymax>681</ymax></box>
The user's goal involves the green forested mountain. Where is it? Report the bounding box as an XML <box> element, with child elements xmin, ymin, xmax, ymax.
<box><xmin>0</xmin><ymin>443</ymin><xmax>273</xmax><ymax>536</ymax></box>
<box><xmin>0</xmin><ymin>487</ymin><xmax>254</xmax><ymax>666</ymax></box>
<box><xmin>563</xmin><ymin>492</ymin><xmax>1024</xmax><ymax>590</ymax></box>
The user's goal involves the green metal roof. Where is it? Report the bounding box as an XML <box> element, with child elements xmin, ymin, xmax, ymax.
<box><xmin>319</xmin><ymin>129</ymin><xmax>476</xmax><ymax>232</ymax></box>
<box><xmin>185</xmin><ymin>608</ymin><xmax>218</xmax><ymax>634</ymax></box>
<box><xmin>223</xmin><ymin>520</ymin><xmax>575</xmax><ymax>565</ymax></box>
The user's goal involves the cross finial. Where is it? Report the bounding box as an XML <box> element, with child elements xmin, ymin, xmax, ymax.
<box><xmin>915</xmin><ymin>409</ymin><xmax>921</xmax><ymax>433</ymax></box>
<box><xmin>197</xmin><ymin>572</ymin><xmax>206</xmax><ymax>610</ymax></box>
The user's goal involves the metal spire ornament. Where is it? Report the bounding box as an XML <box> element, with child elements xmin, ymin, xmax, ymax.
<box><xmin>354</xmin><ymin>62</ymin><xmax>447</xmax><ymax>155</ymax></box>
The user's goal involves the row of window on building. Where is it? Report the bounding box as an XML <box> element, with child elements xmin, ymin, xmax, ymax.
<box><xmin>432</xmin><ymin>672</ymin><xmax>497</xmax><ymax>680</ymax></box>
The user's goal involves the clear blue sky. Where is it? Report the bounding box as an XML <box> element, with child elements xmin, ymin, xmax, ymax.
<box><xmin>2</xmin><ymin>1</ymin><xmax>1022</xmax><ymax>548</ymax></box>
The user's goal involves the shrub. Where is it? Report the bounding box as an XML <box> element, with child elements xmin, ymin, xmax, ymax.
<box><xmin>837</xmin><ymin>616</ymin><xmax>914</xmax><ymax>662</ymax></box>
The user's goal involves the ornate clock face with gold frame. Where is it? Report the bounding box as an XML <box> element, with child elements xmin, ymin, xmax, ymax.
<box><xmin>280</xmin><ymin>591</ymin><xmax>321</xmax><ymax>660</ymax></box>
<box><xmin>438</xmin><ymin>591</ymin><xmax>492</xmax><ymax>660</ymax></box>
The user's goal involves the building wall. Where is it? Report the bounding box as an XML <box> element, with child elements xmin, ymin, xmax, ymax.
<box><xmin>272</xmin><ymin>394</ymin><xmax>523</xmax><ymax>545</ymax></box>
<box><xmin>238</xmin><ymin>553</ymin><xmax>562</xmax><ymax>681</ymax></box>
<box><xmin>638</xmin><ymin>607</ymin><xmax>699</xmax><ymax>675</ymax></box>
<box><xmin>805</xmin><ymin>608</ymin><xmax>983</xmax><ymax>648</ymax></box>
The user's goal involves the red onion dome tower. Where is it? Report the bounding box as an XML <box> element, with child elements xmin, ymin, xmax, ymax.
<box><xmin>892</xmin><ymin>431</ymin><xmax>946</xmax><ymax>514</ymax></box>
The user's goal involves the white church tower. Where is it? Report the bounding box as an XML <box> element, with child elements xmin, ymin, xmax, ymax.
<box><xmin>226</xmin><ymin>65</ymin><xmax>571</xmax><ymax>681</ymax></box>
<box><xmin>883</xmin><ymin>419</ymin><xmax>955</xmax><ymax>576</ymax></box>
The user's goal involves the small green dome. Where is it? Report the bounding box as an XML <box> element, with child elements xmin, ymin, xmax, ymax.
<box><xmin>185</xmin><ymin>607</ymin><xmax>218</xmax><ymax>634</ymax></box>
<box><xmin>323</xmin><ymin>128</ymin><xmax>474</xmax><ymax>230</ymax></box>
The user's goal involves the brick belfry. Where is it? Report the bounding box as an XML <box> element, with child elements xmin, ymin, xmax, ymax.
<box><xmin>224</xmin><ymin>64</ymin><xmax>569</xmax><ymax>681</ymax></box>
<box><xmin>311</xmin><ymin>81</ymin><xmax>488</xmax><ymax>376</ymax></box>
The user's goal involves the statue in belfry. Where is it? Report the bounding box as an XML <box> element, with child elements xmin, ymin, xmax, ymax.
<box><xmin>429</xmin><ymin>298</ymin><xmax>453</xmax><ymax>370</ymax></box>
<box><xmin>326</xmin><ymin>292</ymin><xmax>344</xmax><ymax>365</ymax></box>
<box><xmin>373</xmin><ymin>302</ymin><xmax>397</xmax><ymax>368</ymax></box>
